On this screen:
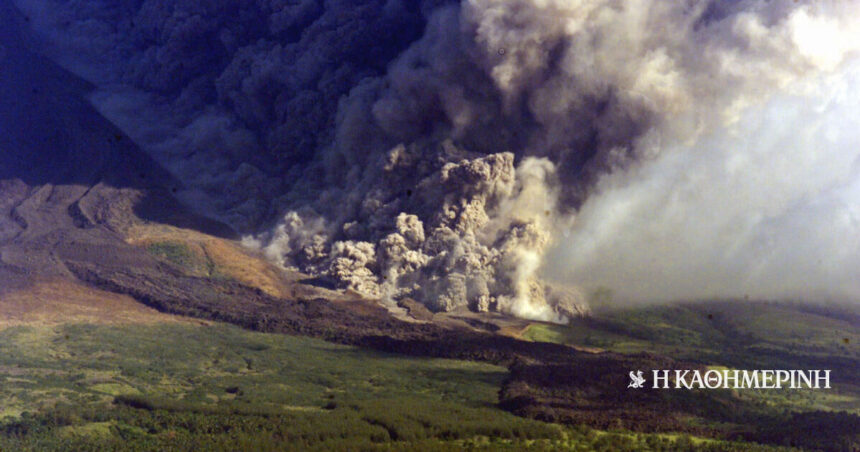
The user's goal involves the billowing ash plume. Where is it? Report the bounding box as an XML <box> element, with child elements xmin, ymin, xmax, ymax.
<box><xmin>12</xmin><ymin>0</ymin><xmax>860</xmax><ymax>318</ymax></box>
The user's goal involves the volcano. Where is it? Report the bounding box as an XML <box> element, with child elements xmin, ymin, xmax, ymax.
<box><xmin>0</xmin><ymin>0</ymin><xmax>858</xmax><ymax>450</ymax></box>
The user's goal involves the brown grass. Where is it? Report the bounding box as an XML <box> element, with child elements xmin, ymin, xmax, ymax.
<box><xmin>124</xmin><ymin>223</ymin><xmax>370</xmax><ymax>305</ymax></box>
<box><xmin>125</xmin><ymin>224</ymin><xmax>293</xmax><ymax>298</ymax></box>
<box><xmin>0</xmin><ymin>279</ymin><xmax>201</xmax><ymax>330</ymax></box>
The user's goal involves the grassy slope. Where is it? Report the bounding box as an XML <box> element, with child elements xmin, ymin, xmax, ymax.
<box><xmin>521</xmin><ymin>302</ymin><xmax>860</xmax><ymax>415</ymax></box>
<box><xmin>0</xmin><ymin>222</ymin><xmax>846</xmax><ymax>450</ymax></box>
<box><xmin>0</xmin><ymin>322</ymin><xmax>786</xmax><ymax>451</ymax></box>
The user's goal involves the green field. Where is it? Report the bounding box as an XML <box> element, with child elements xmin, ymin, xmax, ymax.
<box><xmin>522</xmin><ymin>302</ymin><xmax>860</xmax><ymax>415</ymax></box>
<box><xmin>0</xmin><ymin>322</ymin><xmax>789</xmax><ymax>451</ymax></box>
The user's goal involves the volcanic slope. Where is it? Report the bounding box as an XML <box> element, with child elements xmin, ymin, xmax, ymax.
<box><xmin>1</xmin><ymin>1</ymin><xmax>859</xmax><ymax>450</ymax></box>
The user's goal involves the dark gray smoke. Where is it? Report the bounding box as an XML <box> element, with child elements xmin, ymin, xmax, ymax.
<box><xmin>13</xmin><ymin>0</ymin><xmax>438</xmax><ymax>229</ymax></box>
<box><xmin>12</xmin><ymin>0</ymin><xmax>860</xmax><ymax>319</ymax></box>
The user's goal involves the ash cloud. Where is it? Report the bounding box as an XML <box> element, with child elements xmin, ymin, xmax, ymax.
<box><xmin>548</xmin><ymin>61</ymin><xmax>860</xmax><ymax>305</ymax></box>
<box><xmin>12</xmin><ymin>0</ymin><xmax>860</xmax><ymax>318</ymax></box>
<box><xmin>13</xmin><ymin>0</ymin><xmax>437</xmax><ymax>230</ymax></box>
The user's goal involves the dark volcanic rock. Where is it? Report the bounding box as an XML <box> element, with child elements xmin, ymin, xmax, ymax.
<box><xmin>396</xmin><ymin>297</ymin><xmax>435</xmax><ymax>321</ymax></box>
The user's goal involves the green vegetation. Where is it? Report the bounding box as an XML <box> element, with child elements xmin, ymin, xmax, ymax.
<box><xmin>0</xmin><ymin>323</ymin><xmax>509</xmax><ymax>421</ymax></box>
<box><xmin>522</xmin><ymin>302</ymin><xmax>860</xmax><ymax>415</ymax></box>
<box><xmin>0</xmin><ymin>323</ymin><xmax>790</xmax><ymax>451</ymax></box>
<box><xmin>0</xmin><ymin>404</ymin><xmax>793</xmax><ymax>451</ymax></box>
<box><xmin>145</xmin><ymin>241</ymin><xmax>197</xmax><ymax>269</ymax></box>
<box><xmin>145</xmin><ymin>241</ymin><xmax>229</xmax><ymax>279</ymax></box>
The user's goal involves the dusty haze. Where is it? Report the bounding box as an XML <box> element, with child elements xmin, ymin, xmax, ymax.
<box><xmin>10</xmin><ymin>0</ymin><xmax>860</xmax><ymax>318</ymax></box>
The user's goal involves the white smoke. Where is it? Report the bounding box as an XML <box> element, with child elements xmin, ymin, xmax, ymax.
<box><xmin>275</xmin><ymin>0</ymin><xmax>860</xmax><ymax>312</ymax></box>
<box><xmin>12</xmin><ymin>0</ymin><xmax>860</xmax><ymax>318</ymax></box>
<box><xmin>532</xmin><ymin>1</ymin><xmax>860</xmax><ymax>305</ymax></box>
<box><xmin>548</xmin><ymin>60</ymin><xmax>860</xmax><ymax>305</ymax></box>
<box><xmin>259</xmin><ymin>151</ymin><xmax>579</xmax><ymax>322</ymax></box>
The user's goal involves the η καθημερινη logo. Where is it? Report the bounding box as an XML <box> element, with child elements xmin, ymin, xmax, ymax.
<box><xmin>629</xmin><ymin>369</ymin><xmax>832</xmax><ymax>389</ymax></box>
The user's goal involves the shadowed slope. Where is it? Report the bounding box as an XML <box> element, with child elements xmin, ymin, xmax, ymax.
<box><xmin>0</xmin><ymin>0</ymin><xmax>234</xmax><ymax>296</ymax></box>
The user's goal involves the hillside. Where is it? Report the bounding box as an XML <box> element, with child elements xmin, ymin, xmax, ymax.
<box><xmin>0</xmin><ymin>0</ymin><xmax>858</xmax><ymax>449</ymax></box>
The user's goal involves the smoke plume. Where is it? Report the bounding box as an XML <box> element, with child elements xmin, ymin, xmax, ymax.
<box><xmin>11</xmin><ymin>0</ymin><xmax>860</xmax><ymax>319</ymax></box>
